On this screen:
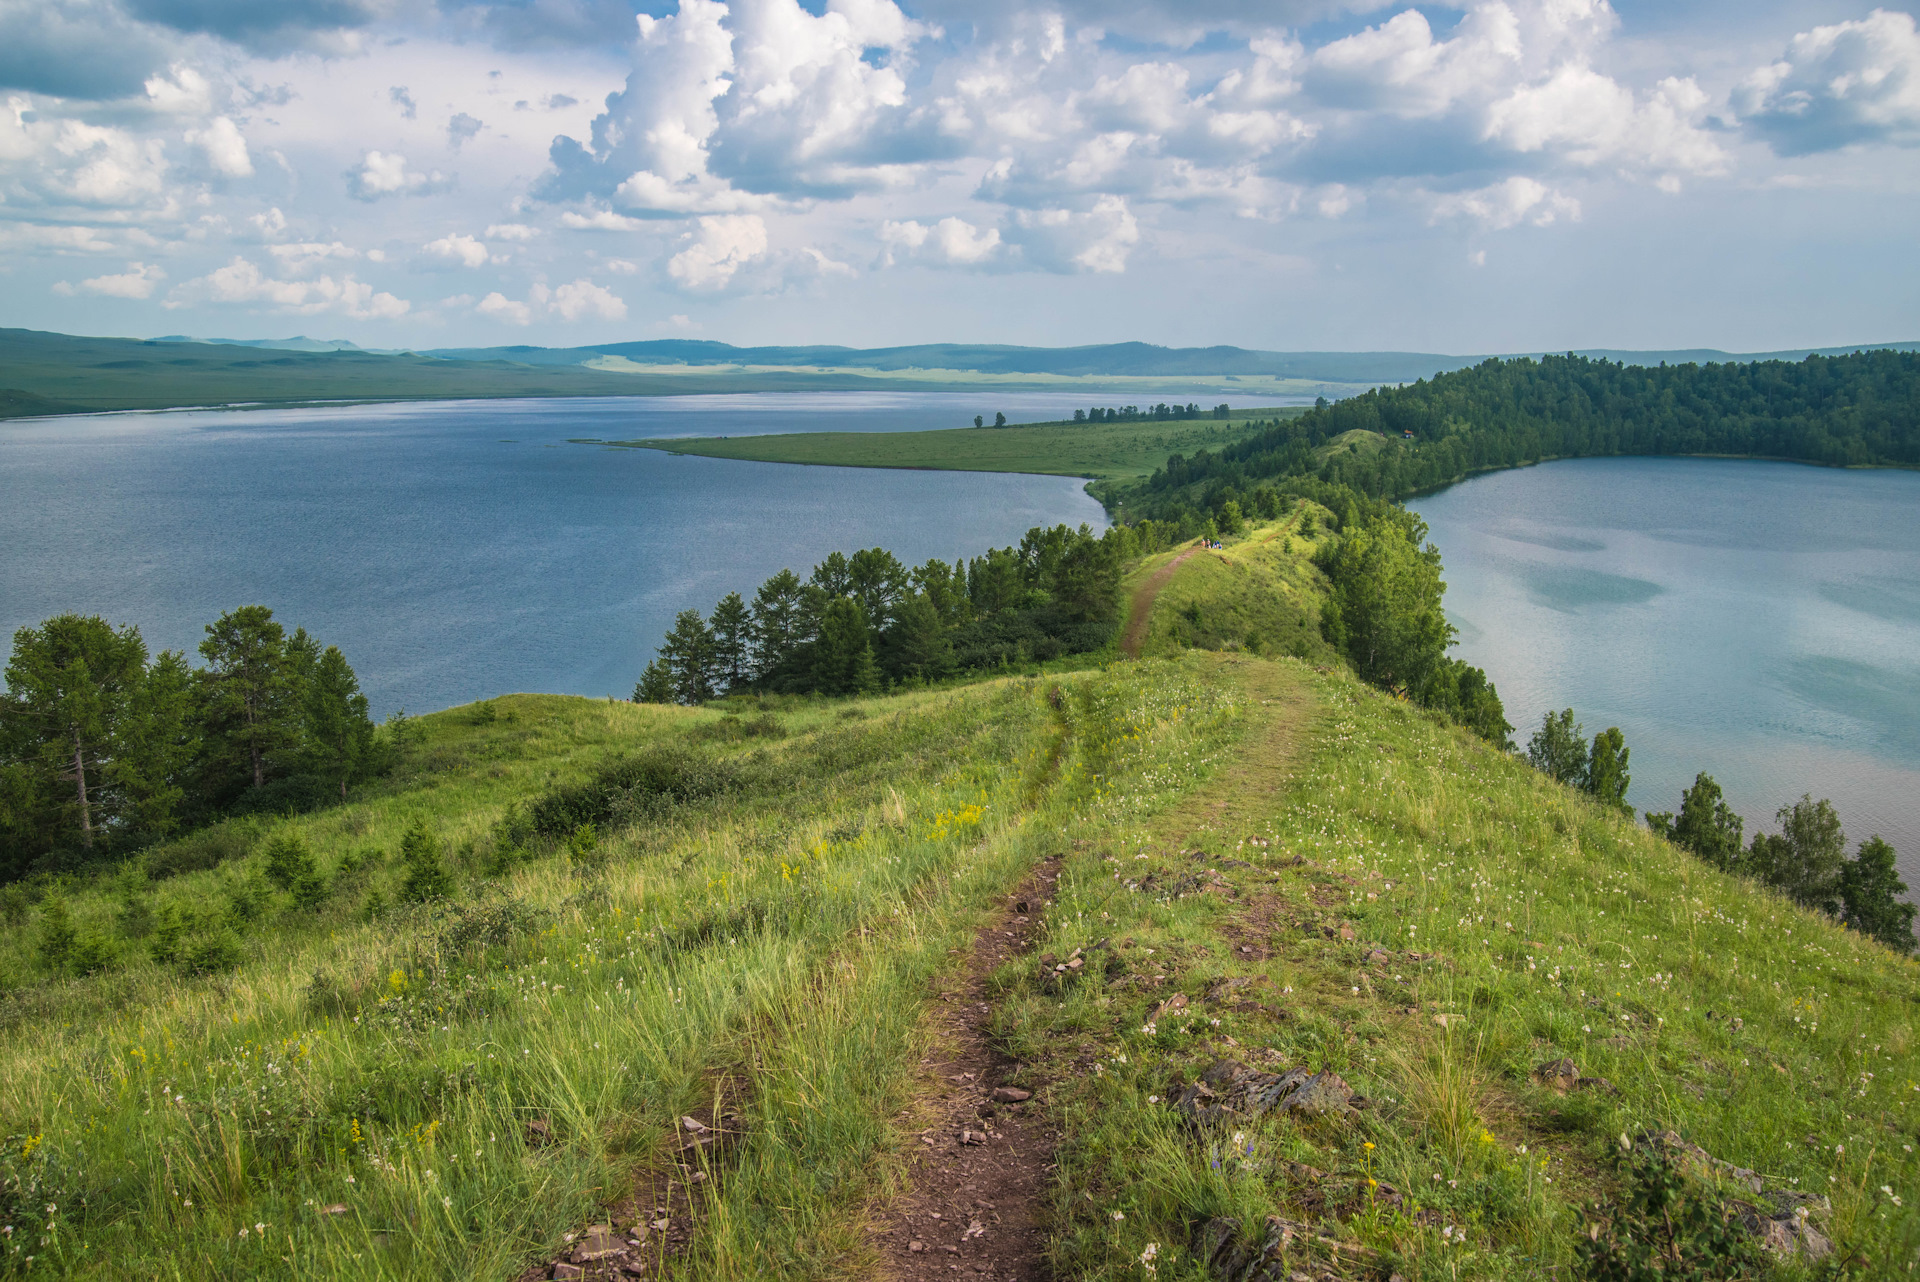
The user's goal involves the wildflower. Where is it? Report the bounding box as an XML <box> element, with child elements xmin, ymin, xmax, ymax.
<box><xmin>1113</xmin><ymin>1210</ymin><xmax>1125</xmax><ymax>1221</ymax></box>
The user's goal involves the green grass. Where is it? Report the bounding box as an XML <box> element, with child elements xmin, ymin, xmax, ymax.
<box><xmin>603</xmin><ymin>413</ymin><xmax>1307</xmax><ymax>482</ymax></box>
<box><xmin>1124</xmin><ymin>510</ymin><xmax>1339</xmax><ymax>661</ymax></box>
<box><xmin>0</xmin><ymin>663</ymin><xmax>1246</xmax><ymax>1280</ymax></box>
<box><xmin>994</xmin><ymin>657</ymin><xmax>1920</xmax><ymax>1280</ymax></box>
<box><xmin>7</xmin><ymin>521</ymin><xmax>1919</xmax><ymax>1281</ymax></box>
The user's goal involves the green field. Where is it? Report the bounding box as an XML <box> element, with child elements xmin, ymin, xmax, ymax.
<box><xmin>605</xmin><ymin>412</ymin><xmax>1308</xmax><ymax>482</ymax></box>
<box><xmin>3</xmin><ymin>519</ymin><xmax>1916</xmax><ymax>1280</ymax></box>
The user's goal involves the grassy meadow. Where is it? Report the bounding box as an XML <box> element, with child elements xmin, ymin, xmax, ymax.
<box><xmin>4</xmin><ymin>513</ymin><xmax>1918</xmax><ymax>1280</ymax></box>
<box><xmin>605</xmin><ymin>412</ymin><xmax>1307</xmax><ymax>483</ymax></box>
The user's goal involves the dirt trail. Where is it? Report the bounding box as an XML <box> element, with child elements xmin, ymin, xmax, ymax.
<box><xmin>868</xmin><ymin>858</ymin><xmax>1063</xmax><ymax>1282</ymax></box>
<box><xmin>1118</xmin><ymin>545</ymin><xmax>1203</xmax><ymax>658</ymax></box>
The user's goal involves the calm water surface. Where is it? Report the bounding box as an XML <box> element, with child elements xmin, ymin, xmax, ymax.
<box><xmin>1410</xmin><ymin>457</ymin><xmax>1920</xmax><ymax>886</ymax></box>
<box><xmin>1</xmin><ymin>390</ymin><xmax>1306</xmax><ymax>718</ymax></box>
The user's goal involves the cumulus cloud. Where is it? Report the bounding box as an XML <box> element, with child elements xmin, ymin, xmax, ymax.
<box><xmin>167</xmin><ymin>256</ymin><xmax>410</xmax><ymax>318</ymax></box>
<box><xmin>879</xmin><ymin>215</ymin><xmax>1002</xmax><ymax>267</ymax></box>
<box><xmin>122</xmin><ymin>0</ymin><xmax>388</xmax><ymax>55</ymax></box>
<box><xmin>667</xmin><ymin>213</ymin><xmax>768</xmax><ymax>290</ymax></box>
<box><xmin>185</xmin><ymin>115</ymin><xmax>252</xmax><ymax>175</ymax></box>
<box><xmin>1735</xmin><ymin>9</ymin><xmax>1920</xmax><ymax>155</ymax></box>
<box><xmin>269</xmin><ymin>240</ymin><xmax>358</xmax><ymax>271</ymax></box>
<box><xmin>58</xmin><ymin>261</ymin><xmax>167</xmax><ymax>298</ymax></box>
<box><xmin>486</xmin><ymin>222</ymin><xmax>538</xmax><ymax>241</ymax></box>
<box><xmin>345</xmin><ymin>150</ymin><xmax>450</xmax><ymax>200</ymax></box>
<box><xmin>0</xmin><ymin>102</ymin><xmax>171</xmax><ymax>210</ymax></box>
<box><xmin>1430</xmin><ymin>175</ymin><xmax>1580</xmax><ymax>228</ymax></box>
<box><xmin>1006</xmin><ymin>195</ymin><xmax>1139</xmax><ymax>273</ymax></box>
<box><xmin>543</xmin><ymin>0</ymin><xmax>943</xmax><ymax>218</ymax></box>
<box><xmin>421</xmin><ymin>232</ymin><xmax>493</xmax><ymax>268</ymax></box>
<box><xmin>474</xmin><ymin>277</ymin><xmax>628</xmax><ymax>323</ymax></box>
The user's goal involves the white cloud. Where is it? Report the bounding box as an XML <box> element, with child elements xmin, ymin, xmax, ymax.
<box><xmin>1006</xmin><ymin>195</ymin><xmax>1139</xmax><ymax>273</ymax></box>
<box><xmin>1734</xmin><ymin>9</ymin><xmax>1920</xmax><ymax>154</ymax></box>
<box><xmin>269</xmin><ymin>241</ymin><xmax>359</xmax><ymax>272</ymax></box>
<box><xmin>422</xmin><ymin>233</ymin><xmax>494</xmax><ymax>268</ymax></box>
<box><xmin>145</xmin><ymin>65</ymin><xmax>214</xmax><ymax>115</ymax></box>
<box><xmin>879</xmin><ymin>215</ymin><xmax>1002</xmax><ymax>267</ymax></box>
<box><xmin>560</xmin><ymin>208</ymin><xmax>646</xmax><ymax>231</ymax></box>
<box><xmin>477</xmin><ymin>290</ymin><xmax>532</xmax><ymax>324</ymax></box>
<box><xmin>1430</xmin><ymin>176</ymin><xmax>1580</xmax><ymax>229</ymax></box>
<box><xmin>346</xmin><ymin>150</ymin><xmax>449</xmax><ymax>200</ymax></box>
<box><xmin>59</xmin><ymin>261</ymin><xmax>167</xmax><ymax>299</ymax></box>
<box><xmin>539</xmin><ymin>277</ymin><xmax>628</xmax><ymax>321</ymax></box>
<box><xmin>667</xmin><ymin>212</ymin><xmax>768</xmax><ymax>290</ymax></box>
<box><xmin>485</xmin><ymin>222</ymin><xmax>540</xmax><ymax>241</ymax></box>
<box><xmin>167</xmin><ymin>257</ymin><xmax>410</xmax><ymax>319</ymax></box>
<box><xmin>249</xmin><ymin>207</ymin><xmax>288</xmax><ymax>237</ymax></box>
<box><xmin>185</xmin><ymin>117</ymin><xmax>254</xmax><ymax>177</ymax></box>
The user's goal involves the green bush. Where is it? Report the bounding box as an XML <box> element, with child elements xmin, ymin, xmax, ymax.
<box><xmin>398</xmin><ymin>820</ymin><xmax>453</xmax><ymax>902</ymax></box>
<box><xmin>527</xmin><ymin>747</ymin><xmax>740</xmax><ymax>838</ymax></box>
<box><xmin>183</xmin><ymin>927</ymin><xmax>246</xmax><ymax>976</ymax></box>
<box><xmin>36</xmin><ymin>896</ymin><xmax>77</xmax><ymax>971</ymax></box>
<box><xmin>143</xmin><ymin>822</ymin><xmax>257</xmax><ymax>880</ymax></box>
<box><xmin>1574</xmin><ymin>1145</ymin><xmax>1766</xmax><ymax>1281</ymax></box>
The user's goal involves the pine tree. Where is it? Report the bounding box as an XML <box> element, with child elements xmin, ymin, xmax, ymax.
<box><xmin>750</xmin><ymin>570</ymin><xmax>807</xmax><ymax>680</ymax></box>
<box><xmin>399</xmin><ymin>819</ymin><xmax>453</xmax><ymax>902</ymax></box>
<box><xmin>1839</xmin><ymin>836</ymin><xmax>1916</xmax><ymax>953</ymax></box>
<box><xmin>633</xmin><ymin>660</ymin><xmax>674</xmax><ymax>703</ymax></box>
<box><xmin>304</xmin><ymin>645</ymin><xmax>377</xmax><ymax>801</ymax></box>
<box><xmin>812</xmin><ymin>598</ymin><xmax>874</xmax><ymax>695</ymax></box>
<box><xmin>708</xmin><ymin>592</ymin><xmax>753</xmax><ymax>692</ymax></box>
<box><xmin>199</xmin><ymin>606</ymin><xmax>299</xmax><ymax>790</ymax></box>
<box><xmin>659</xmin><ymin>609</ymin><xmax>717</xmax><ymax>704</ymax></box>
<box><xmin>0</xmin><ymin>614</ymin><xmax>150</xmax><ymax>858</ymax></box>
<box><xmin>883</xmin><ymin>593</ymin><xmax>951</xmax><ymax>683</ymax></box>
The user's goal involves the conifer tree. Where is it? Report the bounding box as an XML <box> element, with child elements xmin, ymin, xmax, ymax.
<box><xmin>1648</xmin><ymin>773</ymin><xmax>1743</xmax><ymax>870</ymax></box>
<box><xmin>750</xmin><ymin>570</ymin><xmax>807</xmax><ymax>679</ymax></box>
<box><xmin>199</xmin><ymin>605</ymin><xmax>298</xmax><ymax>790</ymax></box>
<box><xmin>708</xmin><ymin>592</ymin><xmax>753</xmax><ymax>692</ymax></box>
<box><xmin>633</xmin><ymin>660</ymin><xmax>674</xmax><ymax>703</ymax></box>
<box><xmin>304</xmin><ymin>645</ymin><xmax>376</xmax><ymax>801</ymax></box>
<box><xmin>659</xmin><ymin>609</ymin><xmax>717</xmax><ymax>704</ymax></box>
<box><xmin>399</xmin><ymin>819</ymin><xmax>453</xmax><ymax>902</ymax></box>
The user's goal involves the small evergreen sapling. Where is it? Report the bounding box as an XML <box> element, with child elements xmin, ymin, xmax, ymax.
<box><xmin>399</xmin><ymin>819</ymin><xmax>453</xmax><ymax>902</ymax></box>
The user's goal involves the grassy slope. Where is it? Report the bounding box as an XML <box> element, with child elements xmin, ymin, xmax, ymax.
<box><xmin>1124</xmin><ymin>510</ymin><xmax>1339</xmax><ymax>662</ymax></box>
<box><xmin>5</xmin><ymin>523</ymin><xmax>1917</xmax><ymax>1280</ymax></box>
<box><xmin>0</xmin><ymin>665</ymin><xmax>1246</xmax><ymax>1280</ymax></box>
<box><xmin>608</xmin><ymin>412</ymin><xmax>1307</xmax><ymax>483</ymax></box>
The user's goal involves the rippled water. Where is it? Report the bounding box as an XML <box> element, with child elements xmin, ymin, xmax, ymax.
<box><xmin>1411</xmin><ymin>457</ymin><xmax>1920</xmax><ymax>886</ymax></box>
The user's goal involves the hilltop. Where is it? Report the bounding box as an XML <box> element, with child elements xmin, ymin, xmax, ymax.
<box><xmin>2</xmin><ymin>514</ymin><xmax>1914</xmax><ymax>1281</ymax></box>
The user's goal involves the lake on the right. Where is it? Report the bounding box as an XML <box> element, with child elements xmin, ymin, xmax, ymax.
<box><xmin>1409</xmin><ymin>456</ymin><xmax>1920</xmax><ymax>889</ymax></box>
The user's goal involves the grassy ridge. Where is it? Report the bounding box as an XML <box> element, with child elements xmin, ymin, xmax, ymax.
<box><xmin>608</xmin><ymin>413</ymin><xmax>1305</xmax><ymax>483</ymax></box>
<box><xmin>1000</xmin><ymin>656</ymin><xmax>1920</xmax><ymax>1280</ymax></box>
<box><xmin>1123</xmin><ymin>506</ymin><xmax>1337</xmax><ymax>661</ymax></box>
<box><xmin>0</xmin><ymin>661</ymin><xmax>1246</xmax><ymax>1279</ymax></box>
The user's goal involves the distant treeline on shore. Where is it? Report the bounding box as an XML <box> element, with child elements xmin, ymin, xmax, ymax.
<box><xmin>1121</xmin><ymin>349</ymin><xmax>1920</xmax><ymax>520</ymax></box>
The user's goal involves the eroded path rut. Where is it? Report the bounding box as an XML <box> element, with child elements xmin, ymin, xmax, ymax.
<box><xmin>869</xmin><ymin>859</ymin><xmax>1063</xmax><ymax>1281</ymax></box>
<box><xmin>1118</xmin><ymin>546</ymin><xmax>1203</xmax><ymax>658</ymax></box>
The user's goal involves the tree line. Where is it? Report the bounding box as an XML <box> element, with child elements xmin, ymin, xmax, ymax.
<box><xmin>1072</xmin><ymin>403</ymin><xmax>1230</xmax><ymax>424</ymax></box>
<box><xmin>633</xmin><ymin>522</ymin><xmax>1176</xmax><ymax>704</ymax></box>
<box><xmin>1525</xmin><ymin>707</ymin><xmax>1914</xmax><ymax>952</ymax></box>
<box><xmin>1125</xmin><ymin>349</ymin><xmax>1920</xmax><ymax>517</ymax></box>
<box><xmin>1</xmin><ymin>606</ymin><xmax>386</xmax><ymax>883</ymax></box>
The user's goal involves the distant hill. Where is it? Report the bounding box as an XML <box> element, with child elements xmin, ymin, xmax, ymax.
<box><xmin>420</xmin><ymin>338</ymin><xmax>1920</xmax><ymax>384</ymax></box>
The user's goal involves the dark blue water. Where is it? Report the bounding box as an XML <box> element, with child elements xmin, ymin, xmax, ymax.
<box><xmin>1</xmin><ymin>391</ymin><xmax>1307</xmax><ymax>718</ymax></box>
<box><xmin>1411</xmin><ymin>457</ymin><xmax>1920</xmax><ymax>887</ymax></box>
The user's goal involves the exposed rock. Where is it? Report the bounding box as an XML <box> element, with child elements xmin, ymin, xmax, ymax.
<box><xmin>1193</xmin><ymin>1214</ymin><xmax>1377</xmax><ymax>1282</ymax></box>
<box><xmin>1533</xmin><ymin>1057</ymin><xmax>1581</xmax><ymax>1095</ymax></box>
<box><xmin>679</xmin><ymin>1116</ymin><xmax>709</xmax><ymax>1135</ymax></box>
<box><xmin>571</xmin><ymin>1226</ymin><xmax>621</xmax><ymax>1263</ymax></box>
<box><xmin>1733</xmin><ymin>1191</ymin><xmax>1834</xmax><ymax>1262</ymax></box>
<box><xmin>960</xmin><ymin>1129</ymin><xmax>988</xmax><ymax>1145</ymax></box>
<box><xmin>992</xmin><ymin>1086</ymin><xmax>1032</xmax><ymax>1103</ymax></box>
<box><xmin>621</xmin><ymin>1262</ymin><xmax>647</xmax><ymax>1277</ymax></box>
<box><xmin>526</xmin><ymin>1118</ymin><xmax>554</xmax><ymax>1146</ymax></box>
<box><xmin>1635</xmin><ymin>1130</ymin><xmax>1763</xmax><ymax>1193</ymax></box>
<box><xmin>321</xmin><ymin>1203</ymin><xmax>349</xmax><ymax>1215</ymax></box>
<box><xmin>1173</xmin><ymin>1060</ymin><xmax>1358</xmax><ymax>1127</ymax></box>
<box><xmin>552</xmin><ymin>1264</ymin><xmax>584</xmax><ymax>1280</ymax></box>
<box><xmin>1573</xmin><ymin>1076</ymin><xmax>1617</xmax><ymax>1095</ymax></box>
<box><xmin>1152</xmin><ymin>993</ymin><xmax>1190</xmax><ymax>1021</ymax></box>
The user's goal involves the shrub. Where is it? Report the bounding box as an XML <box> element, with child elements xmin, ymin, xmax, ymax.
<box><xmin>183</xmin><ymin>927</ymin><xmax>246</xmax><ymax>976</ymax></box>
<box><xmin>398</xmin><ymin>820</ymin><xmax>453</xmax><ymax>902</ymax></box>
<box><xmin>1574</xmin><ymin>1145</ymin><xmax>1766</xmax><ymax>1281</ymax></box>
<box><xmin>148</xmin><ymin>903</ymin><xmax>188</xmax><ymax>966</ymax></box>
<box><xmin>528</xmin><ymin>748</ymin><xmax>740</xmax><ymax>838</ymax></box>
<box><xmin>144</xmin><ymin>822</ymin><xmax>257</xmax><ymax>880</ymax></box>
<box><xmin>69</xmin><ymin>933</ymin><xmax>116</xmax><ymax>976</ymax></box>
<box><xmin>36</xmin><ymin>896</ymin><xmax>77</xmax><ymax>971</ymax></box>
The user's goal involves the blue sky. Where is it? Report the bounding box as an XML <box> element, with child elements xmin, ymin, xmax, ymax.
<box><xmin>2</xmin><ymin>0</ymin><xmax>1916</xmax><ymax>353</ymax></box>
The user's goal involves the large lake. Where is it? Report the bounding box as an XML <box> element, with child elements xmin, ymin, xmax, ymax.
<box><xmin>1</xmin><ymin>390</ymin><xmax>1305</xmax><ymax>718</ymax></box>
<box><xmin>1411</xmin><ymin>457</ymin><xmax>1920</xmax><ymax>887</ymax></box>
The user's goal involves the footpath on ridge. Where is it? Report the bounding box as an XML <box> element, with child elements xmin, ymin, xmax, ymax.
<box><xmin>1118</xmin><ymin>545</ymin><xmax>1205</xmax><ymax>657</ymax></box>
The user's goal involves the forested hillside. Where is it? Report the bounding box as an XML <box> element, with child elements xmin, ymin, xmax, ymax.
<box><xmin>1119</xmin><ymin>350</ymin><xmax>1920</xmax><ymax>519</ymax></box>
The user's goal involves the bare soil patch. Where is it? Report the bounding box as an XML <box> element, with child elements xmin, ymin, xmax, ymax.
<box><xmin>1119</xmin><ymin>546</ymin><xmax>1203</xmax><ymax>657</ymax></box>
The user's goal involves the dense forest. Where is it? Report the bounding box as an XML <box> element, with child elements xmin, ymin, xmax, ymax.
<box><xmin>1123</xmin><ymin>349</ymin><xmax>1920</xmax><ymax>519</ymax></box>
<box><xmin>0</xmin><ymin>608</ymin><xmax>386</xmax><ymax>882</ymax></box>
<box><xmin>634</xmin><ymin>521</ymin><xmax>1182</xmax><ymax>703</ymax></box>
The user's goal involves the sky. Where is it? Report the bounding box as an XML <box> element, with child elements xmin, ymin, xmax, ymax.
<box><xmin>2</xmin><ymin>0</ymin><xmax>1917</xmax><ymax>354</ymax></box>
